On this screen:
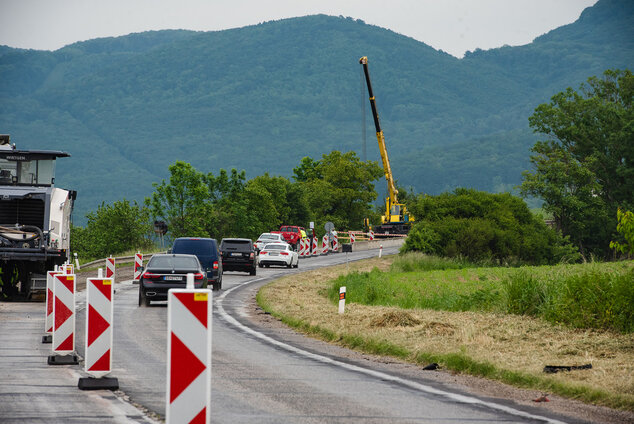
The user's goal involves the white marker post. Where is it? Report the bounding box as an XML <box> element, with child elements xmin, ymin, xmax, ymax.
<box><xmin>379</xmin><ymin>244</ymin><xmax>383</xmax><ymax>258</ymax></box>
<box><xmin>338</xmin><ymin>286</ymin><xmax>346</xmax><ymax>314</ymax></box>
<box><xmin>42</xmin><ymin>269</ymin><xmax>62</xmax><ymax>343</ymax></box>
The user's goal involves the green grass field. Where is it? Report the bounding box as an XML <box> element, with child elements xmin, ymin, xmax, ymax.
<box><xmin>329</xmin><ymin>253</ymin><xmax>634</xmax><ymax>333</ymax></box>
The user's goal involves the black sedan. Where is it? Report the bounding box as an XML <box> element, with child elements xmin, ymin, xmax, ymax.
<box><xmin>138</xmin><ymin>254</ymin><xmax>208</xmax><ymax>306</ymax></box>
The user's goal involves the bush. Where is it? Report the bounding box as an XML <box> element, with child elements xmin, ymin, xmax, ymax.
<box><xmin>403</xmin><ymin>189</ymin><xmax>578</xmax><ymax>265</ymax></box>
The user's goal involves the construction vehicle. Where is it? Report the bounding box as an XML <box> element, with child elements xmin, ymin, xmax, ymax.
<box><xmin>0</xmin><ymin>135</ymin><xmax>76</xmax><ymax>300</ymax></box>
<box><xmin>359</xmin><ymin>56</ymin><xmax>414</xmax><ymax>234</ymax></box>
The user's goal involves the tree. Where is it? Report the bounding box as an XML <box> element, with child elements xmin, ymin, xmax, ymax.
<box><xmin>71</xmin><ymin>200</ymin><xmax>152</xmax><ymax>259</ymax></box>
<box><xmin>610</xmin><ymin>209</ymin><xmax>634</xmax><ymax>257</ymax></box>
<box><xmin>298</xmin><ymin>151</ymin><xmax>384</xmax><ymax>231</ymax></box>
<box><xmin>520</xmin><ymin>69</ymin><xmax>633</xmax><ymax>258</ymax></box>
<box><xmin>147</xmin><ymin>161</ymin><xmax>211</xmax><ymax>238</ymax></box>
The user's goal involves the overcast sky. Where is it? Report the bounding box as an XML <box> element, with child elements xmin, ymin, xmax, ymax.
<box><xmin>0</xmin><ymin>0</ymin><xmax>597</xmax><ymax>58</ymax></box>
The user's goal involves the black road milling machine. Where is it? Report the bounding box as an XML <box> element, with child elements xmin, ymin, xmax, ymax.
<box><xmin>0</xmin><ymin>135</ymin><xmax>76</xmax><ymax>300</ymax></box>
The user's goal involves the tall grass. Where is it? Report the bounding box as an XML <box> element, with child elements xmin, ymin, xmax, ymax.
<box><xmin>330</xmin><ymin>254</ymin><xmax>634</xmax><ymax>333</ymax></box>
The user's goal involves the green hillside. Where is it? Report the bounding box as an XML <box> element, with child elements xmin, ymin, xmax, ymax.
<box><xmin>0</xmin><ymin>0</ymin><xmax>632</xmax><ymax>223</ymax></box>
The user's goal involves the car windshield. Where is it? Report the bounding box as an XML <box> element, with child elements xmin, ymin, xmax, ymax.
<box><xmin>264</xmin><ymin>244</ymin><xmax>286</xmax><ymax>250</ymax></box>
<box><xmin>148</xmin><ymin>255</ymin><xmax>199</xmax><ymax>269</ymax></box>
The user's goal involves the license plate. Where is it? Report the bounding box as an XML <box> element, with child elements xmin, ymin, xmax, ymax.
<box><xmin>269</xmin><ymin>252</ymin><xmax>278</xmax><ymax>256</ymax></box>
<box><xmin>231</xmin><ymin>252</ymin><xmax>242</xmax><ymax>257</ymax></box>
<box><xmin>164</xmin><ymin>276</ymin><xmax>182</xmax><ymax>281</ymax></box>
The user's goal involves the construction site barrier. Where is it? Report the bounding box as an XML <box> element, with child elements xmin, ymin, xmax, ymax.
<box><xmin>48</xmin><ymin>273</ymin><xmax>78</xmax><ymax>365</ymax></box>
<box><xmin>43</xmin><ymin>269</ymin><xmax>62</xmax><ymax>341</ymax></box>
<box><xmin>322</xmin><ymin>235</ymin><xmax>329</xmax><ymax>254</ymax></box>
<box><xmin>84</xmin><ymin>277</ymin><xmax>114</xmax><ymax>378</ymax></box>
<box><xmin>106</xmin><ymin>256</ymin><xmax>116</xmax><ymax>282</ymax></box>
<box><xmin>166</xmin><ymin>286</ymin><xmax>212</xmax><ymax>424</ymax></box>
<box><xmin>134</xmin><ymin>252</ymin><xmax>143</xmax><ymax>280</ymax></box>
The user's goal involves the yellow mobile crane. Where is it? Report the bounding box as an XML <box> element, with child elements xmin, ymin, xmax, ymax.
<box><xmin>360</xmin><ymin>56</ymin><xmax>414</xmax><ymax>234</ymax></box>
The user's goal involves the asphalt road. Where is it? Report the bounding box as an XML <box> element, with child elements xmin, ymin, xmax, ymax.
<box><xmin>1</xmin><ymin>248</ymin><xmax>587</xmax><ymax>424</ymax></box>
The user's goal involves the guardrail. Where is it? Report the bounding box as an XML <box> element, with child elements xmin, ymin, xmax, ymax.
<box><xmin>78</xmin><ymin>252</ymin><xmax>164</xmax><ymax>270</ymax></box>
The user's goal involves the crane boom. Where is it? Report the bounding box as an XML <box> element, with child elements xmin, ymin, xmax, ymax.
<box><xmin>359</xmin><ymin>56</ymin><xmax>399</xmax><ymax>206</ymax></box>
<box><xmin>359</xmin><ymin>56</ymin><xmax>414</xmax><ymax>234</ymax></box>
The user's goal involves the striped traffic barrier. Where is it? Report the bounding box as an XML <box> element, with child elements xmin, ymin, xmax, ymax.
<box><xmin>311</xmin><ymin>237</ymin><xmax>317</xmax><ymax>256</ymax></box>
<box><xmin>48</xmin><ymin>273</ymin><xmax>78</xmax><ymax>365</ymax></box>
<box><xmin>322</xmin><ymin>235</ymin><xmax>329</xmax><ymax>254</ymax></box>
<box><xmin>368</xmin><ymin>230</ymin><xmax>375</xmax><ymax>241</ymax></box>
<box><xmin>350</xmin><ymin>232</ymin><xmax>356</xmax><ymax>244</ymax></box>
<box><xmin>42</xmin><ymin>268</ymin><xmax>63</xmax><ymax>343</ymax></box>
<box><xmin>106</xmin><ymin>256</ymin><xmax>116</xmax><ymax>282</ymax></box>
<box><xmin>79</xmin><ymin>273</ymin><xmax>118</xmax><ymax>390</ymax></box>
<box><xmin>134</xmin><ymin>252</ymin><xmax>143</xmax><ymax>281</ymax></box>
<box><xmin>299</xmin><ymin>239</ymin><xmax>307</xmax><ymax>257</ymax></box>
<box><xmin>332</xmin><ymin>233</ymin><xmax>339</xmax><ymax>252</ymax></box>
<box><xmin>166</xmin><ymin>275</ymin><xmax>212</xmax><ymax>424</ymax></box>
<box><xmin>64</xmin><ymin>263</ymin><xmax>74</xmax><ymax>274</ymax></box>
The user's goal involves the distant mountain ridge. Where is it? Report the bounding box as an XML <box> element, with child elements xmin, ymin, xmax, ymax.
<box><xmin>0</xmin><ymin>0</ymin><xmax>632</xmax><ymax>223</ymax></box>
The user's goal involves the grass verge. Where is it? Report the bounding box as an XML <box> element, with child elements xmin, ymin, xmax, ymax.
<box><xmin>257</xmin><ymin>255</ymin><xmax>634</xmax><ymax>411</ymax></box>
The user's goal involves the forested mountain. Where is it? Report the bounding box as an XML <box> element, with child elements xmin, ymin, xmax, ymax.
<box><xmin>1</xmin><ymin>0</ymin><xmax>632</xmax><ymax>223</ymax></box>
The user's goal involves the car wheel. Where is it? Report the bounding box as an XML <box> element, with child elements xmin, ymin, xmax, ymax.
<box><xmin>139</xmin><ymin>287</ymin><xmax>148</xmax><ymax>307</ymax></box>
<box><xmin>286</xmin><ymin>261</ymin><xmax>292</xmax><ymax>268</ymax></box>
<box><xmin>293</xmin><ymin>261</ymin><xmax>299</xmax><ymax>268</ymax></box>
<box><xmin>250</xmin><ymin>267</ymin><xmax>256</xmax><ymax>276</ymax></box>
<box><xmin>258</xmin><ymin>263</ymin><xmax>263</xmax><ymax>268</ymax></box>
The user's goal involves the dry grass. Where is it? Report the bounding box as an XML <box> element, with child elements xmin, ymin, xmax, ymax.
<box><xmin>259</xmin><ymin>256</ymin><xmax>634</xmax><ymax>409</ymax></box>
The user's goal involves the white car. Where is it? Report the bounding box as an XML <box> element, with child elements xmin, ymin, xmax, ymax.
<box><xmin>254</xmin><ymin>233</ymin><xmax>286</xmax><ymax>251</ymax></box>
<box><xmin>258</xmin><ymin>243</ymin><xmax>299</xmax><ymax>268</ymax></box>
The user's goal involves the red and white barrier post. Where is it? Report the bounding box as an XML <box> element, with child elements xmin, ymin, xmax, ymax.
<box><xmin>134</xmin><ymin>252</ymin><xmax>143</xmax><ymax>281</ymax></box>
<box><xmin>379</xmin><ymin>244</ymin><xmax>383</xmax><ymax>258</ymax></box>
<box><xmin>311</xmin><ymin>237</ymin><xmax>317</xmax><ymax>256</ymax></box>
<box><xmin>350</xmin><ymin>232</ymin><xmax>356</xmax><ymax>244</ymax></box>
<box><xmin>106</xmin><ymin>256</ymin><xmax>116</xmax><ymax>282</ymax></box>
<box><xmin>369</xmin><ymin>230</ymin><xmax>375</xmax><ymax>241</ymax></box>
<box><xmin>79</xmin><ymin>270</ymin><xmax>119</xmax><ymax>390</ymax></box>
<box><xmin>43</xmin><ymin>268</ymin><xmax>62</xmax><ymax>343</ymax></box>
<box><xmin>332</xmin><ymin>233</ymin><xmax>339</xmax><ymax>252</ymax></box>
<box><xmin>338</xmin><ymin>286</ymin><xmax>346</xmax><ymax>314</ymax></box>
<box><xmin>322</xmin><ymin>235</ymin><xmax>329</xmax><ymax>254</ymax></box>
<box><xmin>166</xmin><ymin>274</ymin><xmax>212</xmax><ymax>424</ymax></box>
<box><xmin>48</xmin><ymin>273</ymin><xmax>79</xmax><ymax>365</ymax></box>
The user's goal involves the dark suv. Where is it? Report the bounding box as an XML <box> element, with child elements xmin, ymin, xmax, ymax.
<box><xmin>170</xmin><ymin>237</ymin><xmax>223</xmax><ymax>290</ymax></box>
<box><xmin>220</xmin><ymin>238</ymin><xmax>257</xmax><ymax>275</ymax></box>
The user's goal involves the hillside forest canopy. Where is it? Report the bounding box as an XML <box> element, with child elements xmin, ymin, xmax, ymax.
<box><xmin>1</xmin><ymin>0</ymin><xmax>632</xmax><ymax>223</ymax></box>
<box><xmin>70</xmin><ymin>68</ymin><xmax>633</xmax><ymax>265</ymax></box>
